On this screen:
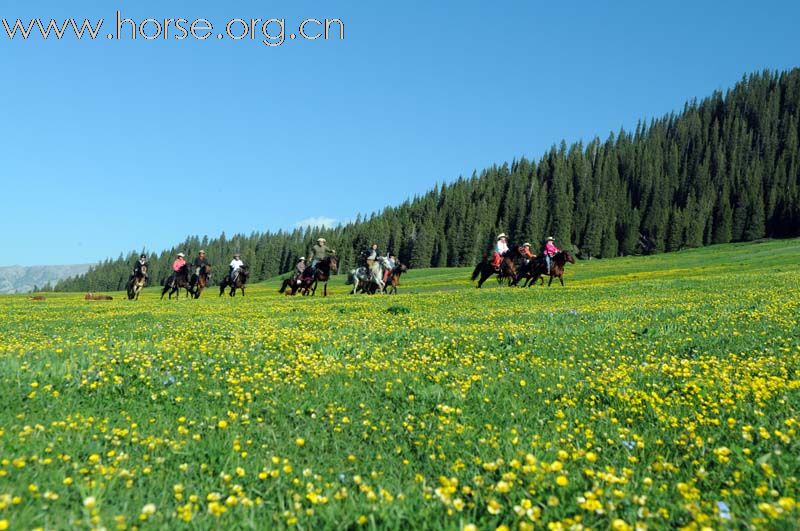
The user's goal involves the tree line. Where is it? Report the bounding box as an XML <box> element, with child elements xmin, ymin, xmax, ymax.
<box><xmin>55</xmin><ymin>69</ymin><xmax>800</xmax><ymax>292</ymax></box>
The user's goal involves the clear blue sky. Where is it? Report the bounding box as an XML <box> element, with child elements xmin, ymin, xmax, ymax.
<box><xmin>1</xmin><ymin>0</ymin><xmax>798</xmax><ymax>266</ymax></box>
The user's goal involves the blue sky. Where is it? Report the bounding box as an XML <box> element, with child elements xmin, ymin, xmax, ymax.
<box><xmin>1</xmin><ymin>0</ymin><xmax>799</xmax><ymax>266</ymax></box>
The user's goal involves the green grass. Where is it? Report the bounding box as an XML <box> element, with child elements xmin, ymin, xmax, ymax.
<box><xmin>0</xmin><ymin>240</ymin><xmax>799</xmax><ymax>530</ymax></box>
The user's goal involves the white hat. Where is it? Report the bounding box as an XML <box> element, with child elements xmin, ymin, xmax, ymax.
<box><xmin>523</xmin><ymin>242</ymin><xmax>531</xmax><ymax>247</ymax></box>
<box><xmin>317</xmin><ymin>237</ymin><xmax>326</xmax><ymax>242</ymax></box>
<box><xmin>177</xmin><ymin>252</ymin><xmax>185</xmax><ymax>257</ymax></box>
<box><xmin>199</xmin><ymin>249</ymin><xmax>205</xmax><ymax>254</ymax></box>
<box><xmin>299</xmin><ymin>256</ymin><xmax>306</xmax><ymax>261</ymax></box>
<box><xmin>547</xmin><ymin>236</ymin><xmax>555</xmax><ymax>241</ymax></box>
<box><xmin>497</xmin><ymin>233</ymin><xmax>507</xmax><ymax>240</ymax></box>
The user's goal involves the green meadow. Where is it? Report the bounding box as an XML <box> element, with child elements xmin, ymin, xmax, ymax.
<box><xmin>1</xmin><ymin>240</ymin><xmax>799</xmax><ymax>530</ymax></box>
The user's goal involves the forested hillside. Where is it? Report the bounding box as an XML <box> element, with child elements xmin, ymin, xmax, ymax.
<box><xmin>55</xmin><ymin>69</ymin><xmax>800</xmax><ymax>292</ymax></box>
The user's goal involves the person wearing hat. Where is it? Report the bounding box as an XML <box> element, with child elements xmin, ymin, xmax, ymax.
<box><xmin>520</xmin><ymin>243</ymin><xmax>535</xmax><ymax>263</ymax></box>
<box><xmin>130</xmin><ymin>253</ymin><xmax>149</xmax><ymax>283</ymax></box>
<box><xmin>192</xmin><ymin>250</ymin><xmax>210</xmax><ymax>278</ymax></box>
<box><xmin>309</xmin><ymin>237</ymin><xmax>335</xmax><ymax>270</ymax></box>
<box><xmin>542</xmin><ymin>237</ymin><xmax>560</xmax><ymax>274</ymax></box>
<box><xmin>229</xmin><ymin>253</ymin><xmax>245</xmax><ymax>284</ymax></box>
<box><xmin>294</xmin><ymin>256</ymin><xmax>307</xmax><ymax>285</ymax></box>
<box><xmin>172</xmin><ymin>252</ymin><xmax>187</xmax><ymax>272</ymax></box>
<box><xmin>492</xmin><ymin>233</ymin><xmax>509</xmax><ymax>270</ymax></box>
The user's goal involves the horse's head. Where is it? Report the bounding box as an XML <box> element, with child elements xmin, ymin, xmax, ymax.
<box><xmin>241</xmin><ymin>265</ymin><xmax>250</xmax><ymax>277</ymax></box>
<box><xmin>140</xmin><ymin>265</ymin><xmax>148</xmax><ymax>275</ymax></box>
<box><xmin>398</xmin><ymin>264</ymin><xmax>408</xmax><ymax>273</ymax></box>
<box><xmin>328</xmin><ymin>256</ymin><xmax>338</xmax><ymax>273</ymax></box>
<box><xmin>562</xmin><ymin>251</ymin><xmax>575</xmax><ymax>264</ymax></box>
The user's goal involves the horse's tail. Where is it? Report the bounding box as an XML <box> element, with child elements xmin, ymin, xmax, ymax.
<box><xmin>278</xmin><ymin>278</ymin><xmax>288</xmax><ymax>293</ymax></box>
<box><xmin>345</xmin><ymin>271</ymin><xmax>355</xmax><ymax>285</ymax></box>
<box><xmin>471</xmin><ymin>262</ymin><xmax>483</xmax><ymax>281</ymax></box>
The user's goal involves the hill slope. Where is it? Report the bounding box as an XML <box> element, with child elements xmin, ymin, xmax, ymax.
<box><xmin>56</xmin><ymin>69</ymin><xmax>800</xmax><ymax>292</ymax></box>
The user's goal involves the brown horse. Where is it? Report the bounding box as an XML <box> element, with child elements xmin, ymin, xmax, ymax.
<box><xmin>190</xmin><ymin>264</ymin><xmax>212</xmax><ymax>299</ymax></box>
<box><xmin>127</xmin><ymin>264</ymin><xmax>147</xmax><ymax>300</ymax></box>
<box><xmin>309</xmin><ymin>256</ymin><xmax>338</xmax><ymax>296</ymax></box>
<box><xmin>386</xmin><ymin>264</ymin><xmax>408</xmax><ymax>295</ymax></box>
<box><xmin>524</xmin><ymin>251</ymin><xmax>575</xmax><ymax>287</ymax></box>
<box><xmin>471</xmin><ymin>247</ymin><xmax>522</xmax><ymax>288</ymax></box>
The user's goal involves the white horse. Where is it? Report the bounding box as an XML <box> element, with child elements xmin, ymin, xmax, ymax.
<box><xmin>347</xmin><ymin>257</ymin><xmax>387</xmax><ymax>294</ymax></box>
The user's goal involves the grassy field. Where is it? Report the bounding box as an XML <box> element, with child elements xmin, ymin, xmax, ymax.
<box><xmin>1</xmin><ymin>240</ymin><xmax>799</xmax><ymax>530</ymax></box>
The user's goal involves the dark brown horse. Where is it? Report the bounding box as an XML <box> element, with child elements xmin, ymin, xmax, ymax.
<box><xmin>280</xmin><ymin>256</ymin><xmax>337</xmax><ymax>296</ymax></box>
<box><xmin>524</xmin><ymin>251</ymin><xmax>575</xmax><ymax>287</ymax></box>
<box><xmin>190</xmin><ymin>264</ymin><xmax>212</xmax><ymax>299</ymax></box>
<box><xmin>219</xmin><ymin>265</ymin><xmax>249</xmax><ymax>297</ymax></box>
<box><xmin>307</xmin><ymin>256</ymin><xmax>337</xmax><ymax>297</ymax></box>
<box><xmin>386</xmin><ymin>264</ymin><xmax>408</xmax><ymax>294</ymax></box>
<box><xmin>471</xmin><ymin>246</ymin><xmax>522</xmax><ymax>288</ymax></box>
<box><xmin>161</xmin><ymin>264</ymin><xmax>192</xmax><ymax>299</ymax></box>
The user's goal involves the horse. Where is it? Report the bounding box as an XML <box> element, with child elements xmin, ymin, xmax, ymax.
<box><xmin>471</xmin><ymin>246</ymin><xmax>522</xmax><ymax>288</ymax></box>
<box><xmin>386</xmin><ymin>264</ymin><xmax>408</xmax><ymax>295</ymax></box>
<box><xmin>189</xmin><ymin>264</ymin><xmax>212</xmax><ymax>299</ymax></box>
<box><xmin>347</xmin><ymin>257</ymin><xmax>388</xmax><ymax>294</ymax></box>
<box><xmin>161</xmin><ymin>264</ymin><xmax>192</xmax><ymax>300</ymax></box>
<box><xmin>127</xmin><ymin>264</ymin><xmax>148</xmax><ymax>300</ymax></box>
<box><xmin>524</xmin><ymin>251</ymin><xmax>575</xmax><ymax>287</ymax></box>
<box><xmin>219</xmin><ymin>265</ymin><xmax>249</xmax><ymax>297</ymax></box>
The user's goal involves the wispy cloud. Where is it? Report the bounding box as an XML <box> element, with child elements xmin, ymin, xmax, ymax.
<box><xmin>294</xmin><ymin>216</ymin><xmax>338</xmax><ymax>229</ymax></box>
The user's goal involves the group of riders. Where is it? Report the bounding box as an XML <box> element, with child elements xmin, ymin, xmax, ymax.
<box><xmin>493</xmin><ymin>233</ymin><xmax>561</xmax><ymax>274</ymax></box>
<box><xmin>471</xmin><ymin>232</ymin><xmax>574</xmax><ymax>288</ymax></box>
<box><xmin>128</xmin><ymin>249</ymin><xmax>249</xmax><ymax>299</ymax></box>
<box><xmin>125</xmin><ymin>232</ymin><xmax>570</xmax><ymax>299</ymax></box>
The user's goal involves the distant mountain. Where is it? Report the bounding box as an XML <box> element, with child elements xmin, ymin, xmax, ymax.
<box><xmin>0</xmin><ymin>264</ymin><xmax>92</xmax><ymax>294</ymax></box>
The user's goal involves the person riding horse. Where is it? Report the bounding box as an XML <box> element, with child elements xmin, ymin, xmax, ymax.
<box><xmin>294</xmin><ymin>257</ymin><xmax>307</xmax><ymax>286</ymax></box>
<box><xmin>493</xmin><ymin>233</ymin><xmax>509</xmax><ymax>271</ymax></box>
<box><xmin>171</xmin><ymin>253</ymin><xmax>187</xmax><ymax>282</ymax></box>
<box><xmin>541</xmin><ymin>237</ymin><xmax>560</xmax><ymax>274</ymax></box>
<box><xmin>229</xmin><ymin>253</ymin><xmax>245</xmax><ymax>285</ymax></box>
<box><xmin>192</xmin><ymin>250</ymin><xmax>210</xmax><ymax>277</ymax></box>
<box><xmin>129</xmin><ymin>254</ymin><xmax>149</xmax><ymax>283</ymax></box>
<box><xmin>309</xmin><ymin>238</ymin><xmax>335</xmax><ymax>276</ymax></box>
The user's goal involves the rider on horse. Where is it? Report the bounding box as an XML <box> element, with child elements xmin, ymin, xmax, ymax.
<box><xmin>229</xmin><ymin>253</ymin><xmax>244</xmax><ymax>285</ymax></box>
<box><xmin>130</xmin><ymin>254</ymin><xmax>149</xmax><ymax>283</ymax></box>
<box><xmin>294</xmin><ymin>257</ymin><xmax>306</xmax><ymax>285</ymax></box>
<box><xmin>192</xmin><ymin>250</ymin><xmax>210</xmax><ymax>277</ymax></box>
<box><xmin>541</xmin><ymin>237</ymin><xmax>560</xmax><ymax>274</ymax></box>
<box><xmin>366</xmin><ymin>244</ymin><xmax>379</xmax><ymax>269</ymax></box>
<box><xmin>383</xmin><ymin>253</ymin><xmax>396</xmax><ymax>284</ymax></box>
<box><xmin>492</xmin><ymin>233</ymin><xmax>509</xmax><ymax>271</ymax></box>
<box><xmin>172</xmin><ymin>253</ymin><xmax>186</xmax><ymax>272</ymax></box>
<box><xmin>520</xmin><ymin>243</ymin><xmax>535</xmax><ymax>263</ymax></box>
<box><xmin>310</xmin><ymin>238</ymin><xmax>335</xmax><ymax>274</ymax></box>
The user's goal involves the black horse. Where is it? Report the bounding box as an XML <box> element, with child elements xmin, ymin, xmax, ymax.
<box><xmin>471</xmin><ymin>245</ymin><xmax>524</xmax><ymax>288</ymax></box>
<box><xmin>161</xmin><ymin>264</ymin><xmax>193</xmax><ymax>299</ymax></box>
<box><xmin>219</xmin><ymin>264</ymin><xmax>249</xmax><ymax>297</ymax></box>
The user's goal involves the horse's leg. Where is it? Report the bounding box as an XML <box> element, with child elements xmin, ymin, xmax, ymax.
<box><xmin>559</xmin><ymin>275</ymin><xmax>564</xmax><ymax>287</ymax></box>
<box><xmin>548</xmin><ymin>275</ymin><xmax>553</xmax><ymax>287</ymax></box>
<box><xmin>323</xmin><ymin>281</ymin><xmax>328</xmax><ymax>297</ymax></box>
